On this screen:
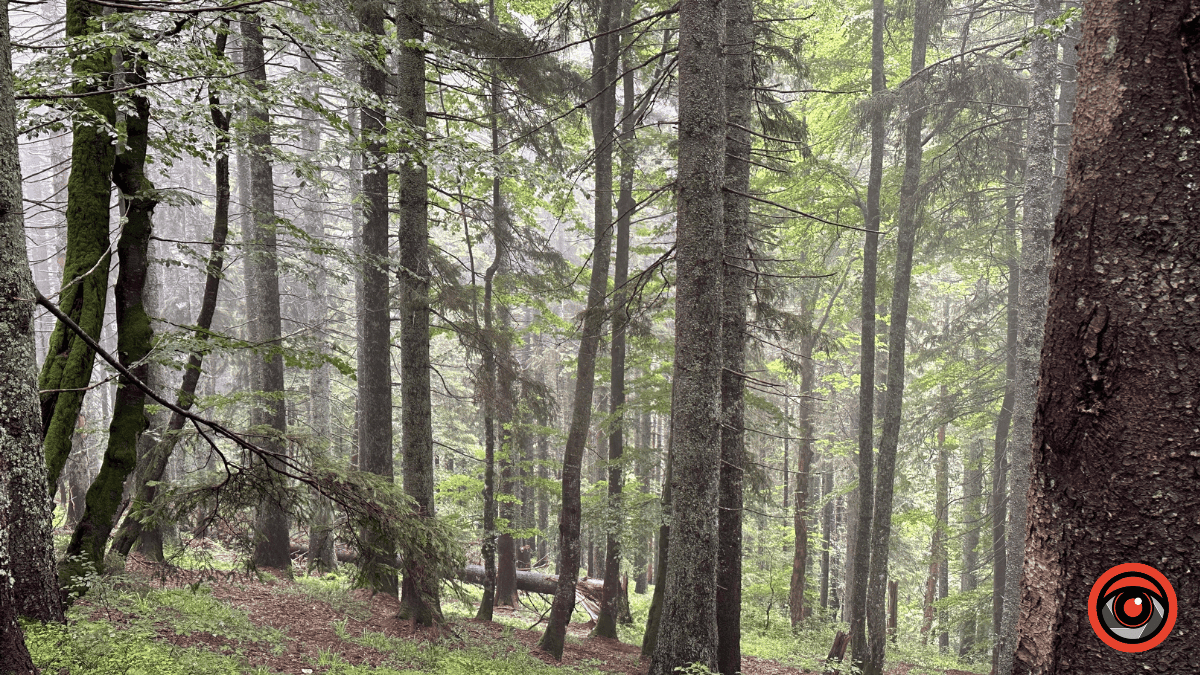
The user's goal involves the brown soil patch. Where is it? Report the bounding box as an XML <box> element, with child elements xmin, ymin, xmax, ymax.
<box><xmin>115</xmin><ymin>552</ymin><xmax>815</xmax><ymax>674</ymax></box>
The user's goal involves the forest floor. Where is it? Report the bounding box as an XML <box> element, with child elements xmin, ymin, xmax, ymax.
<box><xmin>23</xmin><ymin>535</ymin><xmax>987</xmax><ymax>675</ymax></box>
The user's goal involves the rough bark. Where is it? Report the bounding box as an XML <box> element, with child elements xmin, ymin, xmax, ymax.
<box><xmin>355</xmin><ymin>0</ymin><xmax>397</xmax><ymax>596</ymax></box>
<box><xmin>995</xmin><ymin>0</ymin><xmax>1056</xmax><ymax>669</ymax></box>
<box><xmin>0</xmin><ymin>4</ymin><xmax>61</xmax><ymax>660</ymax></box>
<box><xmin>61</xmin><ymin>54</ymin><xmax>156</xmax><ymax>587</ymax></box>
<box><xmin>242</xmin><ymin>17</ymin><xmax>291</xmax><ymax>572</ymax></box>
<box><xmin>849</xmin><ymin>0</ymin><xmax>885</xmax><ymax>663</ymax></box>
<box><xmin>1012</xmin><ymin>1</ymin><xmax>1200</xmax><ymax>672</ymax></box>
<box><xmin>863</xmin><ymin>1</ymin><xmax>931</xmax><ymax>672</ymax></box>
<box><xmin>715</xmin><ymin>0</ymin><xmax>750</xmax><ymax>670</ymax></box>
<box><xmin>646</xmin><ymin>0</ymin><xmax>726</xmax><ymax>670</ymax></box>
<box><xmin>112</xmin><ymin>31</ymin><xmax>232</xmax><ymax>559</ymax></box>
<box><xmin>537</xmin><ymin>0</ymin><xmax>618</xmax><ymax>656</ymax></box>
<box><xmin>395</xmin><ymin>0</ymin><xmax>441</xmax><ymax>625</ymax></box>
<box><xmin>40</xmin><ymin>0</ymin><xmax>116</xmax><ymax>494</ymax></box>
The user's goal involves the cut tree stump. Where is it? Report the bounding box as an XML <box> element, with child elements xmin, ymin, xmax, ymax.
<box><xmin>823</xmin><ymin>630</ymin><xmax>849</xmax><ymax>675</ymax></box>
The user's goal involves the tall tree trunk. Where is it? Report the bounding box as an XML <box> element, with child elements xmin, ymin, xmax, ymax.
<box><xmin>991</xmin><ymin>158</ymin><xmax>1019</xmax><ymax>670</ymax></box>
<box><xmin>960</xmin><ymin>441</ymin><xmax>981</xmax><ymax>656</ymax></box>
<box><xmin>538</xmin><ymin>0</ymin><xmax>618</xmax><ymax>656</ymax></box>
<box><xmin>62</xmin><ymin>55</ymin><xmax>156</xmax><ymax>586</ymax></box>
<box><xmin>716</xmin><ymin>0</ymin><xmax>750</xmax><ymax>670</ymax></box>
<box><xmin>936</xmin><ymin>426</ymin><xmax>949</xmax><ymax>652</ymax></box>
<box><xmin>849</xmin><ymin>0</ymin><xmax>885</xmax><ymax>663</ymax></box>
<box><xmin>495</xmin><ymin>333</ymin><xmax>519</xmax><ymax>607</ymax></box>
<box><xmin>634</xmin><ymin>409</ymin><xmax>651</xmax><ymax>594</ymax></box>
<box><xmin>1015</xmin><ymin>3</ymin><xmax>1200</xmax><ymax>671</ymax></box>
<box><xmin>646</xmin><ymin>0</ymin><xmax>726</xmax><ymax>670</ymax></box>
<box><xmin>0</xmin><ymin>4</ymin><xmax>62</xmax><ymax>658</ymax></box>
<box><xmin>641</xmin><ymin>414</ymin><xmax>673</xmax><ymax>656</ymax></box>
<box><xmin>355</xmin><ymin>0</ymin><xmax>397</xmax><ymax>596</ymax></box>
<box><xmin>595</xmin><ymin>0</ymin><xmax>636</xmax><ymax>635</ymax></box>
<box><xmin>301</xmin><ymin>51</ymin><xmax>335</xmax><ymax>576</ymax></box>
<box><xmin>790</xmin><ymin>335</ymin><xmax>816</xmax><ymax>628</ymax></box>
<box><xmin>864</xmin><ymin>0</ymin><xmax>932</xmax><ymax>670</ymax></box>
<box><xmin>40</xmin><ymin>0</ymin><xmax>116</xmax><ymax>494</ymax></box>
<box><xmin>995</xmin><ymin>0</ymin><xmax>1056</xmax><ymax>668</ymax></box>
<box><xmin>112</xmin><ymin>28</ymin><xmax>232</xmax><ymax>560</ymax></box>
<box><xmin>820</xmin><ymin>470</ymin><xmax>833</xmax><ymax>611</ymax></box>
<box><xmin>242</xmin><ymin>17</ymin><xmax>291</xmax><ymax>571</ymax></box>
<box><xmin>395</xmin><ymin>0</ymin><xmax>441</xmax><ymax>625</ymax></box>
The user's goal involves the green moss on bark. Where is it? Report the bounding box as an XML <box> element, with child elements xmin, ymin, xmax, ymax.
<box><xmin>40</xmin><ymin>0</ymin><xmax>117</xmax><ymax>492</ymax></box>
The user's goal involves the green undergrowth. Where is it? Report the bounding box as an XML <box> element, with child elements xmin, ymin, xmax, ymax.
<box><xmin>22</xmin><ymin>572</ymin><xmax>284</xmax><ymax>675</ymax></box>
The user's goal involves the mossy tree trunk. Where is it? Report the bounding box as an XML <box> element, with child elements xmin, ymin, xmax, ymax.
<box><xmin>61</xmin><ymin>54</ymin><xmax>156</xmax><ymax>589</ymax></box>
<box><xmin>0</xmin><ymin>4</ymin><xmax>62</xmax><ymax>663</ymax></box>
<box><xmin>40</xmin><ymin>0</ymin><xmax>116</xmax><ymax>495</ymax></box>
<box><xmin>111</xmin><ymin>27</ymin><xmax>232</xmax><ymax>561</ymax></box>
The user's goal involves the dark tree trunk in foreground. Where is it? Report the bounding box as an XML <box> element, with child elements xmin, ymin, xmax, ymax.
<box><xmin>647</xmin><ymin>0</ymin><xmax>726</xmax><ymax>670</ymax></box>
<box><xmin>62</xmin><ymin>60</ymin><xmax>156</xmax><ymax>587</ymax></box>
<box><xmin>112</xmin><ymin>30</ymin><xmax>233</xmax><ymax>561</ymax></box>
<box><xmin>243</xmin><ymin>17</ymin><xmax>291</xmax><ymax>572</ymax></box>
<box><xmin>1014</xmin><ymin>2</ymin><xmax>1200</xmax><ymax>672</ymax></box>
<box><xmin>996</xmin><ymin>0</ymin><xmax>1055</xmax><ymax>668</ymax></box>
<box><xmin>355</xmin><ymin>0</ymin><xmax>397</xmax><ymax>597</ymax></box>
<box><xmin>595</xmin><ymin>0</ymin><xmax>636</xmax><ymax>635</ymax></box>
<box><xmin>863</xmin><ymin>0</ymin><xmax>931</xmax><ymax>671</ymax></box>
<box><xmin>40</xmin><ymin>0</ymin><xmax>116</xmax><ymax>494</ymax></box>
<box><xmin>538</xmin><ymin>0</ymin><xmax>617</xmax><ymax>656</ymax></box>
<box><xmin>849</xmin><ymin>0</ymin><xmax>885</xmax><ymax>664</ymax></box>
<box><xmin>716</xmin><ymin>0</ymin><xmax>750</xmax><ymax>669</ymax></box>
<box><xmin>395</xmin><ymin>0</ymin><xmax>441</xmax><ymax>625</ymax></box>
<box><xmin>0</xmin><ymin>3</ymin><xmax>57</xmax><ymax>660</ymax></box>
<box><xmin>790</xmin><ymin>327</ymin><xmax>817</xmax><ymax>629</ymax></box>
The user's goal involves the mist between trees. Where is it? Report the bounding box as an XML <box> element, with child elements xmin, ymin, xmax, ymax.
<box><xmin>3</xmin><ymin>1</ymin><xmax>1195</xmax><ymax>675</ymax></box>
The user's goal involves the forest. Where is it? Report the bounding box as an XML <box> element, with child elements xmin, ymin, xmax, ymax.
<box><xmin>1</xmin><ymin>0</ymin><xmax>1198</xmax><ymax>674</ymax></box>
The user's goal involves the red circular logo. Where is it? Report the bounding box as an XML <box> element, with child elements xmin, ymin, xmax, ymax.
<box><xmin>1088</xmin><ymin>563</ymin><xmax>1176</xmax><ymax>652</ymax></box>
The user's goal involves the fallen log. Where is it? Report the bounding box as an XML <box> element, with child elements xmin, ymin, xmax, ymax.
<box><xmin>458</xmin><ymin>564</ymin><xmax>606</xmax><ymax>598</ymax></box>
<box><xmin>286</xmin><ymin>545</ymin><xmax>610</xmax><ymax>600</ymax></box>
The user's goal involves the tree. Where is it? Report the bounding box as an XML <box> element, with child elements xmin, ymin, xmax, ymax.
<box><xmin>355</xmin><ymin>0</ymin><xmax>397</xmax><ymax>597</ymax></box>
<box><xmin>0</xmin><ymin>0</ymin><xmax>55</xmax><ymax>664</ymax></box>
<box><xmin>537</xmin><ymin>0</ymin><xmax>618</xmax><ymax>656</ymax></box>
<box><xmin>716</xmin><ymin>0</ymin><xmax>751</xmax><ymax>669</ymax></box>
<box><xmin>39</xmin><ymin>0</ymin><xmax>116</xmax><ymax>494</ymax></box>
<box><xmin>995</xmin><ymin>0</ymin><xmax>1057</xmax><ymax>668</ymax></box>
<box><xmin>594</xmin><ymin>0</ymin><xmax>636</xmax><ymax>639</ymax></box>
<box><xmin>646</xmin><ymin>0</ymin><xmax>726</xmax><ymax>670</ymax></box>
<box><xmin>848</xmin><ymin>0</ymin><xmax>885</xmax><ymax>663</ymax></box>
<box><xmin>1013</xmin><ymin>0</ymin><xmax>1200</xmax><ymax>671</ymax></box>
<box><xmin>111</xmin><ymin>25</ymin><xmax>234</xmax><ymax>562</ymax></box>
<box><xmin>242</xmin><ymin>16</ymin><xmax>291</xmax><ymax>571</ymax></box>
<box><xmin>61</xmin><ymin>45</ymin><xmax>157</xmax><ymax>587</ymax></box>
<box><xmin>395</xmin><ymin>0</ymin><xmax>442</xmax><ymax>626</ymax></box>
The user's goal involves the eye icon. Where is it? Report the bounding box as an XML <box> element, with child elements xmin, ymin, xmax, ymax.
<box><xmin>1088</xmin><ymin>563</ymin><xmax>1177</xmax><ymax>652</ymax></box>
